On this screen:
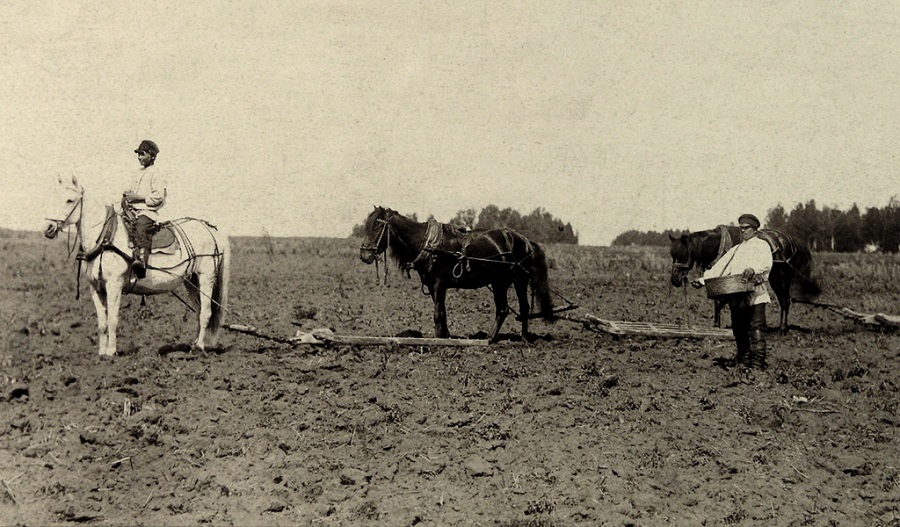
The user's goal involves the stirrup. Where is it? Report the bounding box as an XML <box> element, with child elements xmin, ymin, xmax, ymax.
<box><xmin>133</xmin><ymin>260</ymin><xmax>147</xmax><ymax>279</ymax></box>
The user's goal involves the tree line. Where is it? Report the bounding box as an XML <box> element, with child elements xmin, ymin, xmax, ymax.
<box><xmin>351</xmin><ymin>205</ymin><xmax>578</xmax><ymax>244</ymax></box>
<box><xmin>611</xmin><ymin>197</ymin><xmax>900</xmax><ymax>253</ymax></box>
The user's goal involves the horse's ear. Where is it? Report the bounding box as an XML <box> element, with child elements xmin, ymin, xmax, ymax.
<box><xmin>668</xmin><ymin>233</ymin><xmax>677</xmax><ymax>241</ymax></box>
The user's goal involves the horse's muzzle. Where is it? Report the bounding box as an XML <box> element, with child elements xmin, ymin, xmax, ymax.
<box><xmin>670</xmin><ymin>271</ymin><xmax>686</xmax><ymax>287</ymax></box>
<box><xmin>359</xmin><ymin>247</ymin><xmax>377</xmax><ymax>265</ymax></box>
<box><xmin>44</xmin><ymin>222</ymin><xmax>59</xmax><ymax>239</ymax></box>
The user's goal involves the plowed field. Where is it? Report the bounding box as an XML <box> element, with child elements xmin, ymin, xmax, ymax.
<box><xmin>2</xmin><ymin>232</ymin><xmax>899</xmax><ymax>526</ymax></box>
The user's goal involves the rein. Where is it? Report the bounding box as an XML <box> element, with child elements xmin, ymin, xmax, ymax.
<box><xmin>361</xmin><ymin>218</ymin><xmax>391</xmax><ymax>284</ymax></box>
<box><xmin>46</xmin><ymin>194</ymin><xmax>87</xmax><ymax>299</ymax></box>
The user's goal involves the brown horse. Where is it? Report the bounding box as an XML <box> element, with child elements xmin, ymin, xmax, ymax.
<box><xmin>359</xmin><ymin>206</ymin><xmax>554</xmax><ymax>342</ymax></box>
<box><xmin>669</xmin><ymin>226</ymin><xmax>820</xmax><ymax>333</ymax></box>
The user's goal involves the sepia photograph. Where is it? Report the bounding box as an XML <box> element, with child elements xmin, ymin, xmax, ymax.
<box><xmin>1</xmin><ymin>2</ymin><xmax>898</xmax><ymax>525</ymax></box>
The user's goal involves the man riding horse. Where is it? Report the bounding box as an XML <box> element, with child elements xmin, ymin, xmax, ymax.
<box><xmin>123</xmin><ymin>140</ymin><xmax>167</xmax><ymax>278</ymax></box>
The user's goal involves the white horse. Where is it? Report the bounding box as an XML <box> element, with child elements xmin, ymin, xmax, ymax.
<box><xmin>43</xmin><ymin>175</ymin><xmax>230</xmax><ymax>356</ymax></box>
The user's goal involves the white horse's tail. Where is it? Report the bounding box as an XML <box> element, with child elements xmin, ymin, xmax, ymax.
<box><xmin>207</xmin><ymin>234</ymin><xmax>231</xmax><ymax>339</ymax></box>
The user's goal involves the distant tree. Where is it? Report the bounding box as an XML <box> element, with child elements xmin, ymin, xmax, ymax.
<box><xmin>450</xmin><ymin>208</ymin><xmax>477</xmax><ymax>230</ymax></box>
<box><xmin>477</xmin><ymin>206</ymin><xmax>577</xmax><ymax>244</ymax></box>
<box><xmin>765</xmin><ymin>204</ymin><xmax>788</xmax><ymax>231</ymax></box>
<box><xmin>787</xmin><ymin>200</ymin><xmax>821</xmax><ymax>250</ymax></box>
<box><xmin>833</xmin><ymin>204</ymin><xmax>865</xmax><ymax>252</ymax></box>
<box><xmin>350</xmin><ymin>205</ymin><xmax>578</xmax><ymax>244</ymax></box>
<box><xmin>861</xmin><ymin>197</ymin><xmax>900</xmax><ymax>253</ymax></box>
<box><xmin>611</xmin><ymin>229</ymin><xmax>687</xmax><ymax>247</ymax></box>
<box><xmin>609</xmin><ymin>198</ymin><xmax>898</xmax><ymax>253</ymax></box>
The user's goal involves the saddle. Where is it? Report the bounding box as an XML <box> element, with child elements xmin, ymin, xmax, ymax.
<box><xmin>80</xmin><ymin>205</ymin><xmax>180</xmax><ymax>263</ymax></box>
<box><xmin>120</xmin><ymin>204</ymin><xmax>179</xmax><ymax>254</ymax></box>
<box><xmin>143</xmin><ymin>223</ymin><xmax>178</xmax><ymax>253</ymax></box>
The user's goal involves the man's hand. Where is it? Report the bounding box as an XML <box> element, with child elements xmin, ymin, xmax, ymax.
<box><xmin>741</xmin><ymin>268</ymin><xmax>756</xmax><ymax>282</ymax></box>
<box><xmin>690</xmin><ymin>280</ymin><xmax>703</xmax><ymax>289</ymax></box>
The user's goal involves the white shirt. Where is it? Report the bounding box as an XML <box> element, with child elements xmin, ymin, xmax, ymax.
<box><xmin>701</xmin><ymin>235</ymin><xmax>773</xmax><ymax>305</ymax></box>
<box><xmin>126</xmin><ymin>165</ymin><xmax>167</xmax><ymax>219</ymax></box>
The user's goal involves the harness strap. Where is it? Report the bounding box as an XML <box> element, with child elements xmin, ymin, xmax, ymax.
<box><xmin>79</xmin><ymin>205</ymin><xmax>119</xmax><ymax>262</ymax></box>
<box><xmin>757</xmin><ymin>229</ymin><xmax>793</xmax><ymax>264</ymax></box>
<box><xmin>704</xmin><ymin>224</ymin><xmax>733</xmax><ymax>270</ymax></box>
<box><xmin>408</xmin><ymin>219</ymin><xmax>443</xmax><ymax>271</ymax></box>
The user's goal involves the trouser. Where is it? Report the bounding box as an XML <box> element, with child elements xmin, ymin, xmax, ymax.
<box><xmin>729</xmin><ymin>302</ymin><xmax>768</xmax><ymax>370</ymax></box>
<box><xmin>132</xmin><ymin>214</ymin><xmax>155</xmax><ymax>277</ymax></box>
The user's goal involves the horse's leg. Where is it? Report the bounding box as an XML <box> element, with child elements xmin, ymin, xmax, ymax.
<box><xmin>193</xmin><ymin>272</ymin><xmax>215</xmax><ymax>351</ymax></box>
<box><xmin>89</xmin><ymin>285</ymin><xmax>110</xmax><ymax>356</ymax></box>
<box><xmin>771</xmin><ymin>267</ymin><xmax>791</xmax><ymax>334</ymax></box>
<box><xmin>104</xmin><ymin>278</ymin><xmax>125</xmax><ymax>356</ymax></box>
<box><xmin>433</xmin><ymin>283</ymin><xmax>450</xmax><ymax>339</ymax></box>
<box><xmin>779</xmin><ymin>281</ymin><xmax>791</xmax><ymax>334</ymax></box>
<box><xmin>514</xmin><ymin>279</ymin><xmax>530</xmax><ymax>341</ymax></box>
<box><xmin>713</xmin><ymin>299</ymin><xmax>723</xmax><ymax>328</ymax></box>
<box><xmin>487</xmin><ymin>284</ymin><xmax>510</xmax><ymax>343</ymax></box>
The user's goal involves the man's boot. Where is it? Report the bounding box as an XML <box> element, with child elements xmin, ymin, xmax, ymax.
<box><xmin>733</xmin><ymin>345</ymin><xmax>750</xmax><ymax>368</ymax></box>
<box><xmin>133</xmin><ymin>248</ymin><xmax>147</xmax><ymax>279</ymax></box>
<box><xmin>750</xmin><ymin>329</ymin><xmax>767</xmax><ymax>371</ymax></box>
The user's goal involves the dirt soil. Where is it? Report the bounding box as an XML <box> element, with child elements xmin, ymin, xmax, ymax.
<box><xmin>2</xmin><ymin>233</ymin><xmax>899</xmax><ymax>526</ymax></box>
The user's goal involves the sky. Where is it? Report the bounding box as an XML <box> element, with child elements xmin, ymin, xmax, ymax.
<box><xmin>1</xmin><ymin>1</ymin><xmax>897</xmax><ymax>246</ymax></box>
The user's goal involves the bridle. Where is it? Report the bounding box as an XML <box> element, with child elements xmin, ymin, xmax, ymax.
<box><xmin>671</xmin><ymin>255</ymin><xmax>694</xmax><ymax>285</ymax></box>
<box><xmin>46</xmin><ymin>192</ymin><xmax>84</xmax><ymax>235</ymax></box>
<box><xmin>46</xmin><ymin>191</ymin><xmax>88</xmax><ymax>298</ymax></box>
<box><xmin>359</xmin><ymin>218</ymin><xmax>390</xmax><ymax>258</ymax></box>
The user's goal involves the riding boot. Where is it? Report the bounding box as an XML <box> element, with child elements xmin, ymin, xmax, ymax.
<box><xmin>733</xmin><ymin>345</ymin><xmax>750</xmax><ymax>368</ymax></box>
<box><xmin>750</xmin><ymin>329</ymin><xmax>767</xmax><ymax>371</ymax></box>
<box><xmin>132</xmin><ymin>248</ymin><xmax>147</xmax><ymax>279</ymax></box>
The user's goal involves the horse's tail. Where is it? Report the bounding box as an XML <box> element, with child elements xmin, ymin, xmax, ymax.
<box><xmin>789</xmin><ymin>243</ymin><xmax>822</xmax><ymax>302</ymax></box>
<box><xmin>529</xmin><ymin>242</ymin><xmax>555</xmax><ymax>320</ymax></box>
<box><xmin>208</xmin><ymin>234</ymin><xmax>231</xmax><ymax>337</ymax></box>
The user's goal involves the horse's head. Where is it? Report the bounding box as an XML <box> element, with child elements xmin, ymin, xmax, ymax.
<box><xmin>44</xmin><ymin>175</ymin><xmax>84</xmax><ymax>239</ymax></box>
<box><xmin>668</xmin><ymin>233</ymin><xmax>693</xmax><ymax>287</ymax></box>
<box><xmin>359</xmin><ymin>206</ymin><xmax>393</xmax><ymax>264</ymax></box>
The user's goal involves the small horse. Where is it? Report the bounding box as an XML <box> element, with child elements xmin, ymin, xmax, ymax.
<box><xmin>358</xmin><ymin>206</ymin><xmax>554</xmax><ymax>342</ymax></box>
<box><xmin>669</xmin><ymin>225</ymin><xmax>820</xmax><ymax>333</ymax></box>
<box><xmin>43</xmin><ymin>175</ymin><xmax>230</xmax><ymax>356</ymax></box>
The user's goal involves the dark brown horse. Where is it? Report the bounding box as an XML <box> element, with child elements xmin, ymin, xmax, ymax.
<box><xmin>669</xmin><ymin>226</ymin><xmax>820</xmax><ymax>333</ymax></box>
<box><xmin>359</xmin><ymin>206</ymin><xmax>554</xmax><ymax>342</ymax></box>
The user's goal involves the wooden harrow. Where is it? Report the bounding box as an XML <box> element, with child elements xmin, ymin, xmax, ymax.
<box><xmin>562</xmin><ymin>313</ymin><xmax>734</xmax><ymax>339</ymax></box>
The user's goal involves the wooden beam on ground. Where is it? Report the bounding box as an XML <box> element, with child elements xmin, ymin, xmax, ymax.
<box><xmin>563</xmin><ymin>314</ymin><xmax>734</xmax><ymax>339</ymax></box>
<box><xmin>798</xmin><ymin>301</ymin><xmax>900</xmax><ymax>329</ymax></box>
<box><xmin>517</xmin><ymin>304</ymin><xmax>580</xmax><ymax>321</ymax></box>
<box><xmin>224</xmin><ymin>323</ymin><xmax>297</xmax><ymax>344</ymax></box>
<box><xmin>874</xmin><ymin>314</ymin><xmax>900</xmax><ymax>328</ymax></box>
<box><xmin>224</xmin><ymin>324</ymin><xmax>489</xmax><ymax>347</ymax></box>
<box><xmin>302</xmin><ymin>334</ymin><xmax>489</xmax><ymax>346</ymax></box>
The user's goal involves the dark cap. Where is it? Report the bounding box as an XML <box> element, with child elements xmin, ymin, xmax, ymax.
<box><xmin>134</xmin><ymin>140</ymin><xmax>159</xmax><ymax>156</ymax></box>
<box><xmin>738</xmin><ymin>213</ymin><xmax>760</xmax><ymax>229</ymax></box>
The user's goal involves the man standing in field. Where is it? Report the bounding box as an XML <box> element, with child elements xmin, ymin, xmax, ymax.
<box><xmin>123</xmin><ymin>140</ymin><xmax>167</xmax><ymax>279</ymax></box>
<box><xmin>693</xmin><ymin>214</ymin><xmax>773</xmax><ymax>372</ymax></box>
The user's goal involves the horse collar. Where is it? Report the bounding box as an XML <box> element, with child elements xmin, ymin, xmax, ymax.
<box><xmin>422</xmin><ymin>219</ymin><xmax>443</xmax><ymax>252</ymax></box>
